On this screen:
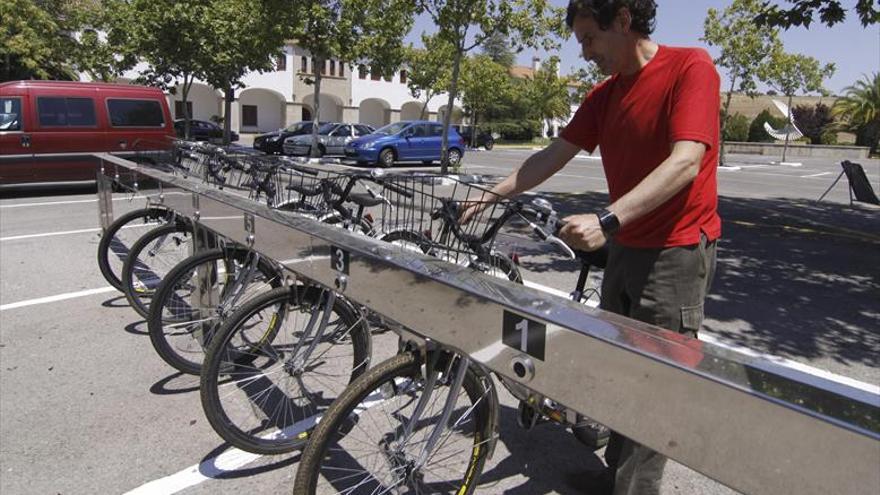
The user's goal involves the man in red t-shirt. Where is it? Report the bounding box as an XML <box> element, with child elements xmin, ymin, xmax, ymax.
<box><xmin>463</xmin><ymin>1</ymin><xmax>719</xmax><ymax>493</ymax></box>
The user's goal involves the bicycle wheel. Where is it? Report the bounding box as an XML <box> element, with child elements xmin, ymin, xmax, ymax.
<box><xmin>471</xmin><ymin>252</ymin><xmax>523</xmax><ymax>284</ymax></box>
<box><xmin>200</xmin><ymin>285</ymin><xmax>371</xmax><ymax>455</ymax></box>
<box><xmin>121</xmin><ymin>222</ymin><xmax>194</xmax><ymax>318</ymax></box>
<box><xmin>378</xmin><ymin>230</ymin><xmax>432</xmax><ymax>254</ymax></box>
<box><xmin>147</xmin><ymin>247</ymin><xmax>284</xmax><ymax>375</ymax></box>
<box><xmin>96</xmin><ymin>207</ymin><xmax>174</xmax><ymax>291</ymax></box>
<box><xmin>293</xmin><ymin>351</ymin><xmax>493</xmax><ymax>495</ymax></box>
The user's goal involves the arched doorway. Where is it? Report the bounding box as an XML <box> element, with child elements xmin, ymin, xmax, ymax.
<box><xmin>437</xmin><ymin>105</ymin><xmax>464</xmax><ymax>124</ymax></box>
<box><xmin>169</xmin><ymin>82</ymin><xmax>222</xmax><ymax>121</ymax></box>
<box><xmin>238</xmin><ymin>88</ymin><xmax>286</xmax><ymax>133</ymax></box>
<box><xmin>399</xmin><ymin>101</ymin><xmax>424</xmax><ymax>121</ymax></box>
<box><xmin>358</xmin><ymin>98</ymin><xmax>391</xmax><ymax>128</ymax></box>
<box><xmin>302</xmin><ymin>93</ymin><xmax>343</xmax><ymax>122</ymax></box>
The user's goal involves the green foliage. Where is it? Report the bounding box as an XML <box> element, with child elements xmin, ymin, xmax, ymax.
<box><xmin>484</xmin><ymin>120</ymin><xmax>541</xmax><ymax>141</ymax></box>
<box><xmin>523</xmin><ymin>56</ymin><xmax>571</xmax><ymax>135</ymax></box>
<box><xmin>756</xmin><ymin>0</ymin><xmax>879</xmax><ymax>28</ymax></box>
<box><xmin>480</xmin><ymin>32</ymin><xmax>516</xmax><ymax>68</ymax></box>
<box><xmin>833</xmin><ymin>73</ymin><xmax>880</xmax><ymax>153</ymax></box>
<box><xmin>758</xmin><ymin>47</ymin><xmax>835</xmax><ymax>98</ymax></box>
<box><xmin>419</xmin><ymin>0</ymin><xmax>568</xmax><ymax>172</ymax></box>
<box><xmin>568</xmin><ymin>63</ymin><xmax>606</xmax><ymax>105</ymax></box>
<box><xmin>749</xmin><ymin>109</ymin><xmax>787</xmax><ymax>142</ymax></box>
<box><xmin>459</xmin><ymin>55</ymin><xmax>510</xmax><ymax>133</ymax></box>
<box><xmin>1</xmin><ymin>0</ymin><xmax>80</xmax><ymax>81</ymax></box>
<box><xmin>404</xmin><ymin>34</ymin><xmax>455</xmax><ymax>117</ymax></box>
<box><xmin>791</xmin><ymin>102</ymin><xmax>835</xmax><ymax>144</ymax></box>
<box><xmin>723</xmin><ymin>113</ymin><xmax>751</xmax><ymax>142</ymax></box>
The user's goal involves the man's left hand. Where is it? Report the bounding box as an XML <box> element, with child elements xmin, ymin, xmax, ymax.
<box><xmin>559</xmin><ymin>214</ymin><xmax>607</xmax><ymax>251</ymax></box>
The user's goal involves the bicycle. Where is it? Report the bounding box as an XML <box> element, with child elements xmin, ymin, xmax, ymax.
<box><xmin>292</xmin><ymin>199</ymin><xmax>611</xmax><ymax>495</ymax></box>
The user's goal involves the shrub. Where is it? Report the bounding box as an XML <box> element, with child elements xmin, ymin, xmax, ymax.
<box><xmin>748</xmin><ymin>109</ymin><xmax>786</xmax><ymax>142</ymax></box>
<box><xmin>723</xmin><ymin>113</ymin><xmax>750</xmax><ymax>142</ymax></box>
<box><xmin>485</xmin><ymin>120</ymin><xmax>541</xmax><ymax>141</ymax></box>
<box><xmin>792</xmin><ymin>103</ymin><xmax>834</xmax><ymax>145</ymax></box>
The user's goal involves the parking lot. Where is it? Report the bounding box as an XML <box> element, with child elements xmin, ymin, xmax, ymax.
<box><xmin>1</xmin><ymin>149</ymin><xmax>878</xmax><ymax>494</ymax></box>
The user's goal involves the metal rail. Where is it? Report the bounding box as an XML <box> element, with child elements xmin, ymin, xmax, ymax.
<box><xmin>96</xmin><ymin>154</ymin><xmax>880</xmax><ymax>495</ymax></box>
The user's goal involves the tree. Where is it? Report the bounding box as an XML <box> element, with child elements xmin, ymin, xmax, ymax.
<box><xmin>723</xmin><ymin>113</ymin><xmax>751</xmax><ymax>142</ymax></box>
<box><xmin>524</xmin><ymin>56</ymin><xmax>571</xmax><ymax>138</ymax></box>
<box><xmin>568</xmin><ymin>63</ymin><xmax>606</xmax><ymax>105</ymax></box>
<box><xmin>458</xmin><ymin>55</ymin><xmax>510</xmax><ymax>146</ymax></box>
<box><xmin>200</xmin><ymin>0</ymin><xmax>290</xmax><ymax>144</ymax></box>
<box><xmin>758</xmin><ymin>47</ymin><xmax>835</xmax><ymax>161</ymax></box>
<box><xmin>832</xmin><ymin>73</ymin><xmax>880</xmax><ymax>154</ymax></box>
<box><xmin>748</xmin><ymin>109</ymin><xmax>787</xmax><ymax>142</ymax></box>
<box><xmin>419</xmin><ymin>0</ymin><xmax>567</xmax><ymax>173</ymax></box>
<box><xmin>107</xmin><ymin>0</ymin><xmax>213</xmax><ymax>139</ymax></box>
<box><xmin>791</xmin><ymin>102</ymin><xmax>835</xmax><ymax>144</ymax></box>
<box><xmin>403</xmin><ymin>34</ymin><xmax>454</xmax><ymax>119</ymax></box>
<box><xmin>289</xmin><ymin>0</ymin><xmax>416</xmax><ymax>157</ymax></box>
<box><xmin>703</xmin><ymin>0</ymin><xmax>782</xmax><ymax>165</ymax></box>
<box><xmin>1</xmin><ymin>0</ymin><xmax>81</xmax><ymax>81</ymax></box>
<box><xmin>480</xmin><ymin>31</ymin><xmax>516</xmax><ymax>68</ymax></box>
<box><xmin>756</xmin><ymin>0</ymin><xmax>879</xmax><ymax>28</ymax></box>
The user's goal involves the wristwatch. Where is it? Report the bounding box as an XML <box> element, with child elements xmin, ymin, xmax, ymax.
<box><xmin>596</xmin><ymin>209</ymin><xmax>620</xmax><ymax>235</ymax></box>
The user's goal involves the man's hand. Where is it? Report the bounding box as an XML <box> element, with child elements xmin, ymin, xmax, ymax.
<box><xmin>458</xmin><ymin>196</ymin><xmax>490</xmax><ymax>224</ymax></box>
<box><xmin>559</xmin><ymin>213</ymin><xmax>607</xmax><ymax>251</ymax></box>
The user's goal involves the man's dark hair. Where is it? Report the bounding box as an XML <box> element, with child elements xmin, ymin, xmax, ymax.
<box><xmin>565</xmin><ymin>0</ymin><xmax>657</xmax><ymax>36</ymax></box>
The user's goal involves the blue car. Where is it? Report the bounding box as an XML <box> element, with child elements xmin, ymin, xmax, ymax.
<box><xmin>344</xmin><ymin>121</ymin><xmax>466</xmax><ymax>167</ymax></box>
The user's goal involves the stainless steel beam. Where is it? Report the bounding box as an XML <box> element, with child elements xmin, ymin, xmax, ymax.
<box><xmin>96</xmin><ymin>154</ymin><xmax>880</xmax><ymax>495</ymax></box>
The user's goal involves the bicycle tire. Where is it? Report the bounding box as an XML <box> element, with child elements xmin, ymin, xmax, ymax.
<box><xmin>121</xmin><ymin>223</ymin><xmax>194</xmax><ymax>318</ymax></box>
<box><xmin>146</xmin><ymin>247</ymin><xmax>284</xmax><ymax>375</ymax></box>
<box><xmin>293</xmin><ymin>351</ymin><xmax>493</xmax><ymax>495</ymax></box>
<box><xmin>96</xmin><ymin>207</ymin><xmax>174</xmax><ymax>291</ymax></box>
<box><xmin>480</xmin><ymin>251</ymin><xmax>523</xmax><ymax>284</ymax></box>
<box><xmin>378</xmin><ymin>229</ymin><xmax>432</xmax><ymax>254</ymax></box>
<box><xmin>201</xmin><ymin>285</ymin><xmax>371</xmax><ymax>455</ymax></box>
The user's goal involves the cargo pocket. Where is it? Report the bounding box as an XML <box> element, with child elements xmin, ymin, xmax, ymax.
<box><xmin>680</xmin><ymin>303</ymin><xmax>704</xmax><ymax>337</ymax></box>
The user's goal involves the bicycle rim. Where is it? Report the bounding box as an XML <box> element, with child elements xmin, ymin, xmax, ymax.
<box><xmin>201</xmin><ymin>286</ymin><xmax>370</xmax><ymax>454</ymax></box>
<box><xmin>97</xmin><ymin>208</ymin><xmax>170</xmax><ymax>291</ymax></box>
<box><xmin>295</xmin><ymin>352</ymin><xmax>492</xmax><ymax>495</ymax></box>
<box><xmin>149</xmin><ymin>248</ymin><xmax>282</xmax><ymax>375</ymax></box>
<box><xmin>124</xmin><ymin>224</ymin><xmax>194</xmax><ymax>317</ymax></box>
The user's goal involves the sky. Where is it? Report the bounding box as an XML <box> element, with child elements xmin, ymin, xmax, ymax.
<box><xmin>406</xmin><ymin>0</ymin><xmax>880</xmax><ymax>96</ymax></box>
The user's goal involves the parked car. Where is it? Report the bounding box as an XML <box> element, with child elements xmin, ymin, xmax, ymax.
<box><xmin>174</xmin><ymin>118</ymin><xmax>238</xmax><ymax>142</ymax></box>
<box><xmin>453</xmin><ymin>124</ymin><xmax>495</xmax><ymax>150</ymax></box>
<box><xmin>253</xmin><ymin>121</ymin><xmax>325</xmax><ymax>154</ymax></box>
<box><xmin>0</xmin><ymin>80</ymin><xmax>174</xmax><ymax>185</ymax></box>
<box><xmin>344</xmin><ymin>121</ymin><xmax>466</xmax><ymax>167</ymax></box>
<box><xmin>282</xmin><ymin>122</ymin><xmax>375</xmax><ymax>157</ymax></box>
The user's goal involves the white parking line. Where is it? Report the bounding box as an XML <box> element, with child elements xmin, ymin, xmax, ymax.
<box><xmin>801</xmin><ymin>172</ymin><xmax>832</xmax><ymax>178</ymax></box>
<box><xmin>0</xmin><ymin>287</ymin><xmax>116</xmax><ymax>311</ymax></box>
<box><xmin>1</xmin><ymin>227</ymin><xmax>101</xmax><ymax>241</ymax></box>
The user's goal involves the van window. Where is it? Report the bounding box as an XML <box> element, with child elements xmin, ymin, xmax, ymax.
<box><xmin>107</xmin><ymin>99</ymin><xmax>165</xmax><ymax>127</ymax></box>
<box><xmin>37</xmin><ymin>97</ymin><xmax>97</xmax><ymax>127</ymax></box>
<box><xmin>0</xmin><ymin>98</ymin><xmax>22</xmax><ymax>131</ymax></box>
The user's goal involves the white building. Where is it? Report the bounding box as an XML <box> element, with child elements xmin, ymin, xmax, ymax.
<box><xmin>107</xmin><ymin>43</ymin><xmax>465</xmax><ymax>134</ymax></box>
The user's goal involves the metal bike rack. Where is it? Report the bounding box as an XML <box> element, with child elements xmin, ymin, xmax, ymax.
<box><xmin>96</xmin><ymin>153</ymin><xmax>879</xmax><ymax>495</ymax></box>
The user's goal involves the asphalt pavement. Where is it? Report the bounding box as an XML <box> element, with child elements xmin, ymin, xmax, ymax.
<box><xmin>1</xmin><ymin>149</ymin><xmax>877</xmax><ymax>495</ymax></box>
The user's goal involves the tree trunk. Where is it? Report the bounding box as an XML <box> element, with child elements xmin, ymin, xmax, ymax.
<box><xmin>440</xmin><ymin>49</ymin><xmax>463</xmax><ymax>175</ymax></box>
<box><xmin>310</xmin><ymin>56</ymin><xmax>324</xmax><ymax>159</ymax></box>
<box><xmin>782</xmin><ymin>93</ymin><xmax>792</xmax><ymax>163</ymax></box>
<box><xmin>471</xmin><ymin>111</ymin><xmax>478</xmax><ymax>148</ymax></box>
<box><xmin>182</xmin><ymin>75</ymin><xmax>193</xmax><ymax>140</ymax></box>
<box><xmin>223</xmin><ymin>85</ymin><xmax>234</xmax><ymax>145</ymax></box>
<box><xmin>719</xmin><ymin>76</ymin><xmax>737</xmax><ymax>166</ymax></box>
<box><xmin>420</xmin><ymin>92</ymin><xmax>432</xmax><ymax>120</ymax></box>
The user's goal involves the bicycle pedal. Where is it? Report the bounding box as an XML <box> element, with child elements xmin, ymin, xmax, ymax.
<box><xmin>516</xmin><ymin>400</ymin><xmax>542</xmax><ymax>430</ymax></box>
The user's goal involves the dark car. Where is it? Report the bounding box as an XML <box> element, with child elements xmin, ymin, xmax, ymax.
<box><xmin>453</xmin><ymin>125</ymin><xmax>494</xmax><ymax>150</ymax></box>
<box><xmin>282</xmin><ymin>122</ymin><xmax>375</xmax><ymax>157</ymax></box>
<box><xmin>344</xmin><ymin>121</ymin><xmax>466</xmax><ymax>167</ymax></box>
<box><xmin>253</xmin><ymin>121</ymin><xmax>325</xmax><ymax>154</ymax></box>
<box><xmin>173</xmin><ymin>119</ymin><xmax>238</xmax><ymax>142</ymax></box>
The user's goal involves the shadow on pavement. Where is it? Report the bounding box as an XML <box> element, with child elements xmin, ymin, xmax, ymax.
<box><xmin>501</xmin><ymin>189</ymin><xmax>879</xmax><ymax>369</ymax></box>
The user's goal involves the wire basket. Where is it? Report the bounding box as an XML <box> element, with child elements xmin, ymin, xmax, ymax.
<box><xmin>374</xmin><ymin>174</ymin><xmax>517</xmax><ymax>266</ymax></box>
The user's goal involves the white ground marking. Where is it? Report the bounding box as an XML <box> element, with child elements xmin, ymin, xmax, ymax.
<box><xmin>0</xmin><ymin>287</ymin><xmax>116</xmax><ymax>311</ymax></box>
<box><xmin>0</xmin><ymin>192</ymin><xmax>189</xmax><ymax>209</ymax></box>
<box><xmin>0</xmin><ymin>220</ymin><xmax>165</xmax><ymax>242</ymax></box>
<box><xmin>801</xmin><ymin>172</ymin><xmax>832</xmax><ymax>178</ymax></box>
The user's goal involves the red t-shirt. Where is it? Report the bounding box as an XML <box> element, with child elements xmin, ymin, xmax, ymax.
<box><xmin>561</xmin><ymin>45</ymin><xmax>722</xmax><ymax>248</ymax></box>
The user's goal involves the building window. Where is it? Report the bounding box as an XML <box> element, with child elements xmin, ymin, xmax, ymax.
<box><xmin>329</xmin><ymin>60</ymin><xmax>335</xmax><ymax>76</ymax></box>
<box><xmin>339</xmin><ymin>64</ymin><xmax>344</xmax><ymax>77</ymax></box>
<box><xmin>311</xmin><ymin>57</ymin><xmax>318</xmax><ymax>74</ymax></box>
<box><xmin>399</xmin><ymin>70</ymin><xmax>407</xmax><ymax>84</ymax></box>
<box><xmin>174</xmin><ymin>101</ymin><xmax>193</xmax><ymax>119</ymax></box>
<box><xmin>300</xmin><ymin>56</ymin><xmax>307</xmax><ymax>73</ymax></box>
<box><xmin>242</xmin><ymin>105</ymin><xmax>258</xmax><ymax>127</ymax></box>
<box><xmin>371</xmin><ymin>66</ymin><xmax>381</xmax><ymax>81</ymax></box>
<box><xmin>276</xmin><ymin>54</ymin><xmax>286</xmax><ymax>71</ymax></box>
<box><xmin>359</xmin><ymin>65</ymin><xmax>367</xmax><ymax>79</ymax></box>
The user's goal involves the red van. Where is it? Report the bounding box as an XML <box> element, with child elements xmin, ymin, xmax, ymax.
<box><xmin>0</xmin><ymin>81</ymin><xmax>174</xmax><ymax>185</ymax></box>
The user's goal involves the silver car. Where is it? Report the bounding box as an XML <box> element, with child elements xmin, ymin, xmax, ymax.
<box><xmin>283</xmin><ymin>122</ymin><xmax>375</xmax><ymax>157</ymax></box>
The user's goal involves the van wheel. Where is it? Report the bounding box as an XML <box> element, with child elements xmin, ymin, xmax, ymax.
<box><xmin>484</xmin><ymin>139</ymin><xmax>494</xmax><ymax>151</ymax></box>
<box><xmin>379</xmin><ymin>148</ymin><xmax>395</xmax><ymax>168</ymax></box>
